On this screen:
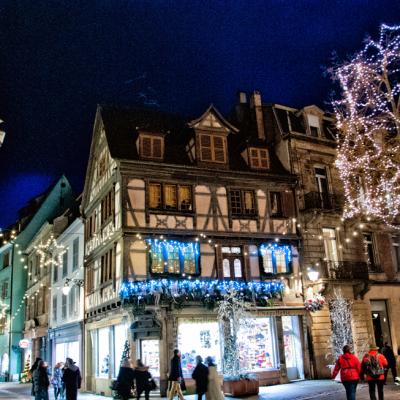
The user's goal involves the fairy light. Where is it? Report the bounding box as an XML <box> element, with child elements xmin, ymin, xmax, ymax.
<box><xmin>332</xmin><ymin>24</ymin><xmax>400</xmax><ymax>227</ymax></box>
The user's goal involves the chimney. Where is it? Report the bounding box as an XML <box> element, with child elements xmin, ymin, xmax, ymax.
<box><xmin>238</xmin><ymin>91</ymin><xmax>247</xmax><ymax>104</ymax></box>
<box><xmin>250</xmin><ymin>91</ymin><xmax>265</xmax><ymax>140</ymax></box>
<box><xmin>235</xmin><ymin>91</ymin><xmax>248</xmax><ymax>123</ymax></box>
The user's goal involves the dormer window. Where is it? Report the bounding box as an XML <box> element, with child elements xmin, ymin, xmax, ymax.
<box><xmin>138</xmin><ymin>133</ymin><xmax>164</xmax><ymax>160</ymax></box>
<box><xmin>199</xmin><ymin>134</ymin><xmax>227</xmax><ymax>163</ymax></box>
<box><xmin>249</xmin><ymin>147</ymin><xmax>269</xmax><ymax>170</ymax></box>
<box><xmin>307</xmin><ymin>114</ymin><xmax>321</xmax><ymax>137</ymax></box>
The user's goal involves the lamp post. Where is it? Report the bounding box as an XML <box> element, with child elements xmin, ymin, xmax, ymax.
<box><xmin>307</xmin><ymin>268</ymin><xmax>320</xmax><ymax>282</ymax></box>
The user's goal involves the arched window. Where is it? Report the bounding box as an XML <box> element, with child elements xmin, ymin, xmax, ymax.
<box><xmin>234</xmin><ymin>259</ymin><xmax>242</xmax><ymax>278</ymax></box>
<box><xmin>223</xmin><ymin>259</ymin><xmax>230</xmax><ymax>278</ymax></box>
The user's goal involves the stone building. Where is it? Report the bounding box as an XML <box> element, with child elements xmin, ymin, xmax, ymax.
<box><xmin>81</xmin><ymin>97</ymin><xmax>308</xmax><ymax>395</ymax></box>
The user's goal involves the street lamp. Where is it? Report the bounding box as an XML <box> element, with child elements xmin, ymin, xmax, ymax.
<box><xmin>307</xmin><ymin>268</ymin><xmax>319</xmax><ymax>282</ymax></box>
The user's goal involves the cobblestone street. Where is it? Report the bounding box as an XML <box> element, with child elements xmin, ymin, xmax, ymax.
<box><xmin>0</xmin><ymin>380</ymin><xmax>399</xmax><ymax>400</ymax></box>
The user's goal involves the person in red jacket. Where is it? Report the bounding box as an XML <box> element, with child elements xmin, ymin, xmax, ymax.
<box><xmin>361</xmin><ymin>345</ymin><xmax>388</xmax><ymax>400</ymax></box>
<box><xmin>332</xmin><ymin>345</ymin><xmax>361</xmax><ymax>400</ymax></box>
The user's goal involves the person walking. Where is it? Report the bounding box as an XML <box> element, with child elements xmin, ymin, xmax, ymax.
<box><xmin>205</xmin><ymin>357</ymin><xmax>224</xmax><ymax>400</ymax></box>
<box><xmin>361</xmin><ymin>344</ymin><xmax>388</xmax><ymax>400</ymax></box>
<box><xmin>116</xmin><ymin>358</ymin><xmax>135</xmax><ymax>400</ymax></box>
<box><xmin>135</xmin><ymin>359</ymin><xmax>153</xmax><ymax>400</ymax></box>
<box><xmin>51</xmin><ymin>362</ymin><xmax>64</xmax><ymax>400</ymax></box>
<box><xmin>332</xmin><ymin>345</ymin><xmax>361</xmax><ymax>400</ymax></box>
<box><xmin>192</xmin><ymin>356</ymin><xmax>209</xmax><ymax>400</ymax></box>
<box><xmin>61</xmin><ymin>358</ymin><xmax>81</xmax><ymax>400</ymax></box>
<box><xmin>32</xmin><ymin>360</ymin><xmax>50</xmax><ymax>400</ymax></box>
<box><xmin>168</xmin><ymin>349</ymin><xmax>185</xmax><ymax>400</ymax></box>
<box><xmin>381</xmin><ymin>343</ymin><xmax>398</xmax><ymax>384</ymax></box>
<box><xmin>30</xmin><ymin>357</ymin><xmax>42</xmax><ymax>397</ymax></box>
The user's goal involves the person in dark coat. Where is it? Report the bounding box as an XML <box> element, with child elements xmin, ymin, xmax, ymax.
<box><xmin>134</xmin><ymin>359</ymin><xmax>152</xmax><ymax>400</ymax></box>
<box><xmin>192</xmin><ymin>356</ymin><xmax>209</xmax><ymax>400</ymax></box>
<box><xmin>382</xmin><ymin>342</ymin><xmax>398</xmax><ymax>384</ymax></box>
<box><xmin>32</xmin><ymin>360</ymin><xmax>50</xmax><ymax>400</ymax></box>
<box><xmin>30</xmin><ymin>357</ymin><xmax>43</xmax><ymax>396</ymax></box>
<box><xmin>168</xmin><ymin>349</ymin><xmax>185</xmax><ymax>400</ymax></box>
<box><xmin>117</xmin><ymin>358</ymin><xmax>135</xmax><ymax>400</ymax></box>
<box><xmin>61</xmin><ymin>358</ymin><xmax>81</xmax><ymax>400</ymax></box>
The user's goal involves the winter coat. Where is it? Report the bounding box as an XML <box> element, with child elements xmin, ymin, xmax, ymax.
<box><xmin>192</xmin><ymin>363</ymin><xmax>209</xmax><ymax>394</ymax></box>
<box><xmin>117</xmin><ymin>366</ymin><xmax>135</xmax><ymax>397</ymax></box>
<box><xmin>134</xmin><ymin>366</ymin><xmax>152</xmax><ymax>392</ymax></box>
<box><xmin>169</xmin><ymin>355</ymin><xmax>183</xmax><ymax>381</ymax></box>
<box><xmin>361</xmin><ymin>350</ymin><xmax>388</xmax><ymax>381</ymax></box>
<box><xmin>62</xmin><ymin>365</ymin><xmax>82</xmax><ymax>400</ymax></box>
<box><xmin>382</xmin><ymin>345</ymin><xmax>396</xmax><ymax>367</ymax></box>
<box><xmin>332</xmin><ymin>353</ymin><xmax>361</xmax><ymax>381</ymax></box>
<box><xmin>52</xmin><ymin>367</ymin><xmax>63</xmax><ymax>389</ymax></box>
<box><xmin>33</xmin><ymin>367</ymin><xmax>50</xmax><ymax>394</ymax></box>
<box><xmin>206</xmin><ymin>366</ymin><xmax>224</xmax><ymax>400</ymax></box>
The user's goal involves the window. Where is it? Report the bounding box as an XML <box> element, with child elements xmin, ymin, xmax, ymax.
<box><xmin>260</xmin><ymin>244</ymin><xmax>291</xmax><ymax>274</ymax></box>
<box><xmin>249</xmin><ymin>148</ymin><xmax>269</xmax><ymax>169</ymax></box>
<box><xmin>62</xmin><ymin>251</ymin><xmax>68</xmax><ymax>278</ymax></box>
<box><xmin>229</xmin><ymin>190</ymin><xmax>256</xmax><ymax>216</ymax></box>
<box><xmin>86</xmin><ymin>263</ymin><xmax>94</xmax><ymax>293</ymax></box>
<box><xmin>315</xmin><ymin>167</ymin><xmax>329</xmax><ymax>194</ymax></box>
<box><xmin>221</xmin><ymin>246</ymin><xmax>244</xmax><ymax>278</ymax></box>
<box><xmin>199</xmin><ymin>134</ymin><xmax>227</xmax><ymax>163</ymax></box>
<box><xmin>69</xmin><ymin>285</ymin><xmax>79</xmax><ymax>317</ymax></box>
<box><xmin>97</xmin><ymin>152</ymin><xmax>109</xmax><ymax>180</ymax></box>
<box><xmin>101</xmin><ymin>247</ymin><xmax>115</xmax><ymax>284</ymax></box>
<box><xmin>139</xmin><ymin>134</ymin><xmax>164</xmax><ymax>160</ymax></box>
<box><xmin>61</xmin><ymin>294</ymin><xmax>67</xmax><ymax>319</ymax></box>
<box><xmin>2</xmin><ymin>252</ymin><xmax>10</xmax><ymax>268</ymax></box>
<box><xmin>113</xmin><ymin>324</ymin><xmax>127</xmax><ymax>377</ymax></box>
<box><xmin>52</xmin><ymin>295</ymin><xmax>57</xmax><ymax>321</ymax></box>
<box><xmin>53</xmin><ymin>262</ymin><xmax>58</xmax><ymax>282</ymax></box>
<box><xmin>148</xmin><ymin>183</ymin><xmax>193</xmax><ymax>212</ymax></box>
<box><xmin>148</xmin><ymin>240</ymin><xmax>199</xmax><ymax>275</ymax></box>
<box><xmin>392</xmin><ymin>236</ymin><xmax>400</xmax><ymax>272</ymax></box>
<box><xmin>270</xmin><ymin>192</ymin><xmax>282</xmax><ymax>217</ymax></box>
<box><xmin>97</xmin><ymin>327</ymin><xmax>110</xmax><ymax>377</ymax></box>
<box><xmin>1</xmin><ymin>281</ymin><xmax>8</xmax><ymax>299</ymax></box>
<box><xmin>307</xmin><ymin>114</ymin><xmax>320</xmax><ymax>137</ymax></box>
<box><xmin>85</xmin><ymin>212</ymin><xmax>97</xmax><ymax>240</ymax></box>
<box><xmin>72</xmin><ymin>238</ymin><xmax>79</xmax><ymax>271</ymax></box>
<box><xmin>363</xmin><ymin>233</ymin><xmax>376</xmax><ymax>269</ymax></box>
<box><xmin>323</xmin><ymin>228</ymin><xmax>339</xmax><ymax>262</ymax></box>
<box><xmin>101</xmin><ymin>190</ymin><xmax>115</xmax><ymax>225</ymax></box>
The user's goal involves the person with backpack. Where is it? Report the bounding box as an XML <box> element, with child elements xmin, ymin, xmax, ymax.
<box><xmin>381</xmin><ymin>342</ymin><xmax>399</xmax><ymax>384</ymax></box>
<box><xmin>332</xmin><ymin>345</ymin><xmax>361</xmax><ymax>400</ymax></box>
<box><xmin>361</xmin><ymin>344</ymin><xmax>388</xmax><ymax>400</ymax></box>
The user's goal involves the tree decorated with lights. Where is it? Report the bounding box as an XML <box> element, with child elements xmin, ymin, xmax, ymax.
<box><xmin>20</xmin><ymin>355</ymin><xmax>31</xmax><ymax>383</ymax></box>
<box><xmin>332</xmin><ymin>24</ymin><xmax>400</xmax><ymax>227</ymax></box>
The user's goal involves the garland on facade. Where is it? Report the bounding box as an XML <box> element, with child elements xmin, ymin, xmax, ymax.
<box><xmin>120</xmin><ymin>278</ymin><xmax>285</xmax><ymax>310</ymax></box>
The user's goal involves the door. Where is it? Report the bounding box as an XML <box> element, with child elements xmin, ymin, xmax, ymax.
<box><xmin>140</xmin><ymin>340</ymin><xmax>160</xmax><ymax>378</ymax></box>
<box><xmin>370</xmin><ymin>300</ymin><xmax>392</xmax><ymax>348</ymax></box>
<box><xmin>221</xmin><ymin>246</ymin><xmax>244</xmax><ymax>279</ymax></box>
<box><xmin>282</xmin><ymin>316</ymin><xmax>304</xmax><ymax>381</ymax></box>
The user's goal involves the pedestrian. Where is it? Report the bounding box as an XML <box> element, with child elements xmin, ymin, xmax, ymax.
<box><xmin>167</xmin><ymin>349</ymin><xmax>185</xmax><ymax>400</ymax></box>
<box><xmin>30</xmin><ymin>357</ymin><xmax>42</xmax><ymax>397</ymax></box>
<box><xmin>381</xmin><ymin>342</ymin><xmax>399</xmax><ymax>384</ymax></box>
<box><xmin>116</xmin><ymin>358</ymin><xmax>135</xmax><ymax>400</ymax></box>
<box><xmin>32</xmin><ymin>360</ymin><xmax>50</xmax><ymax>400</ymax></box>
<box><xmin>134</xmin><ymin>359</ymin><xmax>153</xmax><ymax>400</ymax></box>
<box><xmin>361</xmin><ymin>344</ymin><xmax>388</xmax><ymax>400</ymax></box>
<box><xmin>205</xmin><ymin>357</ymin><xmax>224</xmax><ymax>400</ymax></box>
<box><xmin>192</xmin><ymin>356</ymin><xmax>209</xmax><ymax>400</ymax></box>
<box><xmin>332</xmin><ymin>345</ymin><xmax>361</xmax><ymax>400</ymax></box>
<box><xmin>51</xmin><ymin>362</ymin><xmax>64</xmax><ymax>400</ymax></box>
<box><xmin>61</xmin><ymin>358</ymin><xmax>81</xmax><ymax>400</ymax></box>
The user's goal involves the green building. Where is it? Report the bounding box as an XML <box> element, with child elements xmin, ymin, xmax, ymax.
<box><xmin>0</xmin><ymin>176</ymin><xmax>74</xmax><ymax>380</ymax></box>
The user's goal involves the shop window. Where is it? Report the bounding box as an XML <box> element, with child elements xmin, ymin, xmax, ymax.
<box><xmin>56</xmin><ymin>341</ymin><xmax>79</xmax><ymax>368</ymax></box>
<box><xmin>113</xmin><ymin>324</ymin><xmax>128</xmax><ymax>377</ymax></box>
<box><xmin>392</xmin><ymin>236</ymin><xmax>400</xmax><ymax>272</ymax></box>
<box><xmin>52</xmin><ymin>295</ymin><xmax>57</xmax><ymax>322</ymax></box>
<box><xmin>177</xmin><ymin>319</ymin><xmax>222</xmax><ymax>376</ymax></box>
<box><xmin>72</xmin><ymin>238</ymin><xmax>79</xmax><ymax>271</ymax></box>
<box><xmin>62</xmin><ymin>251</ymin><xmax>68</xmax><ymax>278</ymax></box>
<box><xmin>148</xmin><ymin>239</ymin><xmax>199</xmax><ymax>275</ymax></box>
<box><xmin>221</xmin><ymin>246</ymin><xmax>244</xmax><ymax>278</ymax></box>
<box><xmin>249</xmin><ymin>147</ymin><xmax>269</xmax><ymax>170</ymax></box>
<box><xmin>141</xmin><ymin>340</ymin><xmax>160</xmax><ymax>378</ymax></box>
<box><xmin>139</xmin><ymin>134</ymin><xmax>164</xmax><ymax>160</ymax></box>
<box><xmin>229</xmin><ymin>190</ymin><xmax>256</xmax><ymax>217</ymax></box>
<box><xmin>97</xmin><ymin>327</ymin><xmax>110</xmax><ymax>377</ymax></box>
<box><xmin>283</xmin><ymin>316</ymin><xmax>304</xmax><ymax>380</ymax></box>
<box><xmin>148</xmin><ymin>183</ymin><xmax>193</xmax><ymax>212</ymax></box>
<box><xmin>270</xmin><ymin>192</ymin><xmax>282</xmax><ymax>217</ymax></box>
<box><xmin>259</xmin><ymin>244</ymin><xmax>291</xmax><ymax>274</ymax></box>
<box><xmin>199</xmin><ymin>134</ymin><xmax>227</xmax><ymax>163</ymax></box>
<box><xmin>237</xmin><ymin>317</ymin><xmax>278</xmax><ymax>371</ymax></box>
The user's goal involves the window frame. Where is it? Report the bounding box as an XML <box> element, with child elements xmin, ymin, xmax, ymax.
<box><xmin>139</xmin><ymin>134</ymin><xmax>164</xmax><ymax>160</ymax></box>
<box><xmin>198</xmin><ymin>133</ymin><xmax>227</xmax><ymax>164</ymax></box>
<box><xmin>270</xmin><ymin>192</ymin><xmax>283</xmax><ymax>218</ymax></box>
<box><xmin>229</xmin><ymin>189</ymin><xmax>256</xmax><ymax>218</ymax></box>
<box><xmin>259</xmin><ymin>245</ymin><xmax>291</xmax><ymax>276</ymax></box>
<box><xmin>72</xmin><ymin>238</ymin><xmax>79</xmax><ymax>271</ymax></box>
<box><xmin>249</xmin><ymin>147</ymin><xmax>270</xmax><ymax>170</ymax></box>
<box><xmin>221</xmin><ymin>246</ymin><xmax>244</xmax><ymax>279</ymax></box>
<box><xmin>148</xmin><ymin>183</ymin><xmax>193</xmax><ymax>213</ymax></box>
<box><xmin>363</xmin><ymin>233</ymin><xmax>377</xmax><ymax>269</ymax></box>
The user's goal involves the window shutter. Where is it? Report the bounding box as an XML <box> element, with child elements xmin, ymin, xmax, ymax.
<box><xmin>141</xmin><ymin>137</ymin><xmax>152</xmax><ymax>157</ymax></box>
<box><xmin>152</xmin><ymin>137</ymin><xmax>162</xmax><ymax>158</ymax></box>
<box><xmin>260</xmin><ymin>149</ymin><xmax>269</xmax><ymax>168</ymax></box>
<box><xmin>200</xmin><ymin>134</ymin><xmax>212</xmax><ymax>161</ymax></box>
<box><xmin>213</xmin><ymin>136</ymin><xmax>226</xmax><ymax>162</ymax></box>
<box><xmin>375</xmin><ymin>233</ymin><xmax>395</xmax><ymax>279</ymax></box>
<box><xmin>282</xmin><ymin>191</ymin><xmax>296</xmax><ymax>218</ymax></box>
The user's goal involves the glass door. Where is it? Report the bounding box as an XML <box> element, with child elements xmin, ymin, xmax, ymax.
<box><xmin>282</xmin><ymin>316</ymin><xmax>304</xmax><ymax>381</ymax></box>
<box><xmin>370</xmin><ymin>300</ymin><xmax>391</xmax><ymax>349</ymax></box>
<box><xmin>140</xmin><ymin>339</ymin><xmax>160</xmax><ymax>378</ymax></box>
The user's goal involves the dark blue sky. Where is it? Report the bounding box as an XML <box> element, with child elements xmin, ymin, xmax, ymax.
<box><xmin>1</xmin><ymin>0</ymin><xmax>400</xmax><ymax>227</ymax></box>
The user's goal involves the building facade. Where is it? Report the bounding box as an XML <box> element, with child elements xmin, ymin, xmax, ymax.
<box><xmin>81</xmin><ymin>99</ymin><xmax>309</xmax><ymax>395</ymax></box>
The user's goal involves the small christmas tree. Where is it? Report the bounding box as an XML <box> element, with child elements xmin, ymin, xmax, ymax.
<box><xmin>121</xmin><ymin>340</ymin><xmax>130</xmax><ymax>365</ymax></box>
<box><xmin>20</xmin><ymin>355</ymin><xmax>31</xmax><ymax>383</ymax></box>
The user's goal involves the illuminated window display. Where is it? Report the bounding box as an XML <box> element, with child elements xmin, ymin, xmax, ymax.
<box><xmin>113</xmin><ymin>324</ymin><xmax>128</xmax><ymax>377</ymax></box>
<box><xmin>55</xmin><ymin>341</ymin><xmax>79</xmax><ymax>366</ymax></box>
<box><xmin>282</xmin><ymin>316</ymin><xmax>304</xmax><ymax>380</ymax></box>
<box><xmin>237</xmin><ymin>317</ymin><xmax>278</xmax><ymax>371</ymax></box>
<box><xmin>177</xmin><ymin>319</ymin><xmax>222</xmax><ymax>375</ymax></box>
<box><xmin>259</xmin><ymin>244</ymin><xmax>292</xmax><ymax>274</ymax></box>
<box><xmin>141</xmin><ymin>340</ymin><xmax>160</xmax><ymax>377</ymax></box>
<box><xmin>97</xmin><ymin>327</ymin><xmax>110</xmax><ymax>377</ymax></box>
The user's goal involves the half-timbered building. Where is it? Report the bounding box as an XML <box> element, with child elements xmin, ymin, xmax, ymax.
<box><xmin>81</xmin><ymin>93</ymin><xmax>308</xmax><ymax>395</ymax></box>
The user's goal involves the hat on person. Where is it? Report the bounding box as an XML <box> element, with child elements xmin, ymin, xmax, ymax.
<box><xmin>66</xmin><ymin>357</ymin><xmax>76</xmax><ymax>365</ymax></box>
<box><xmin>369</xmin><ymin>343</ymin><xmax>380</xmax><ymax>350</ymax></box>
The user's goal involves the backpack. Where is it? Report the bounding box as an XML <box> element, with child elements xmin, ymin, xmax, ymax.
<box><xmin>365</xmin><ymin>354</ymin><xmax>385</xmax><ymax>378</ymax></box>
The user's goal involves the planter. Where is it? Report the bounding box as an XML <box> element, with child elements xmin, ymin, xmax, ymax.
<box><xmin>223</xmin><ymin>378</ymin><xmax>259</xmax><ymax>397</ymax></box>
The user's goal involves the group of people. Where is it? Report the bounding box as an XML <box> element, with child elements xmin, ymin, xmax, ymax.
<box><xmin>168</xmin><ymin>349</ymin><xmax>224</xmax><ymax>400</ymax></box>
<box><xmin>332</xmin><ymin>343</ymin><xmax>399</xmax><ymax>400</ymax></box>
<box><xmin>116</xmin><ymin>358</ymin><xmax>155</xmax><ymax>400</ymax></box>
<box><xmin>29</xmin><ymin>357</ymin><xmax>82</xmax><ymax>400</ymax></box>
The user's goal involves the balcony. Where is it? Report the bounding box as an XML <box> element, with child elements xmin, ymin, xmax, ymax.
<box><xmin>303</xmin><ymin>192</ymin><xmax>344</xmax><ymax>211</ymax></box>
<box><xmin>320</xmin><ymin>261</ymin><xmax>369</xmax><ymax>281</ymax></box>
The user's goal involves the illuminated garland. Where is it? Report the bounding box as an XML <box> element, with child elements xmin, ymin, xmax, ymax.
<box><xmin>332</xmin><ymin>24</ymin><xmax>400</xmax><ymax>227</ymax></box>
<box><xmin>120</xmin><ymin>278</ymin><xmax>284</xmax><ymax>309</ymax></box>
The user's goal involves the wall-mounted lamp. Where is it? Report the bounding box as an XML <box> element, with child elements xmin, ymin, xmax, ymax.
<box><xmin>307</xmin><ymin>268</ymin><xmax>319</xmax><ymax>282</ymax></box>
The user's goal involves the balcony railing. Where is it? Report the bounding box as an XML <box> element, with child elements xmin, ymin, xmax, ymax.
<box><xmin>320</xmin><ymin>261</ymin><xmax>369</xmax><ymax>281</ymax></box>
<box><xmin>303</xmin><ymin>192</ymin><xmax>344</xmax><ymax>211</ymax></box>
<box><xmin>368</xmin><ymin>263</ymin><xmax>384</xmax><ymax>273</ymax></box>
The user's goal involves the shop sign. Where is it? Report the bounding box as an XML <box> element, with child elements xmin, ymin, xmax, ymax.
<box><xmin>19</xmin><ymin>339</ymin><xmax>30</xmax><ymax>349</ymax></box>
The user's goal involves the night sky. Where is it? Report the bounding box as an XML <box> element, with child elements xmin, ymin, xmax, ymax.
<box><xmin>1</xmin><ymin>0</ymin><xmax>400</xmax><ymax>228</ymax></box>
